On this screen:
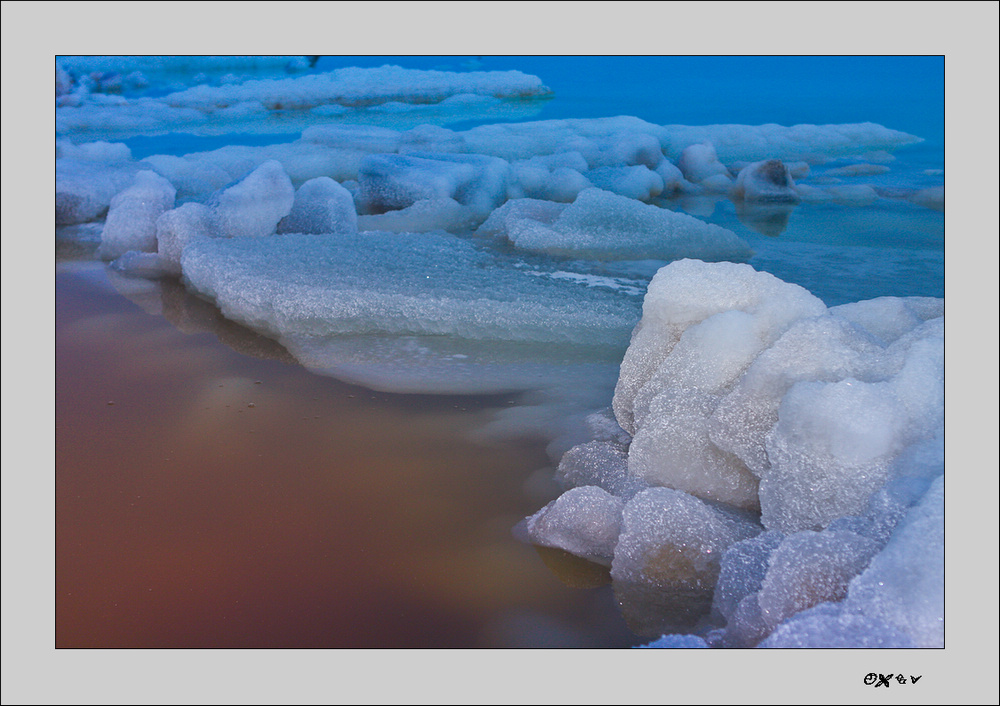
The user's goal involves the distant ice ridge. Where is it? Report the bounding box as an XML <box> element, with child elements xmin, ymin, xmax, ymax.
<box><xmin>661</xmin><ymin>123</ymin><xmax>923</xmax><ymax>163</ymax></box>
<box><xmin>161</xmin><ymin>65</ymin><xmax>552</xmax><ymax>110</ymax></box>
<box><xmin>57</xmin><ymin>55</ymin><xmax>311</xmax><ymax>77</ymax></box>
<box><xmin>522</xmin><ymin>259</ymin><xmax>943</xmax><ymax>646</ymax></box>
<box><xmin>55</xmin><ymin>65</ymin><xmax>553</xmax><ymax>138</ymax></box>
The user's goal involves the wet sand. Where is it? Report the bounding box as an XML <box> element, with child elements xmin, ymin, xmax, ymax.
<box><xmin>55</xmin><ymin>261</ymin><xmax>641</xmax><ymax>648</ymax></box>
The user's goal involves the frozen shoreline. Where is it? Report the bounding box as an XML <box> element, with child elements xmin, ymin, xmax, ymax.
<box><xmin>54</xmin><ymin>58</ymin><xmax>945</xmax><ymax>649</ymax></box>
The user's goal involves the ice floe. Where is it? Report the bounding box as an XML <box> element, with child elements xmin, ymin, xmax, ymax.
<box><xmin>179</xmin><ymin>230</ymin><xmax>640</xmax><ymax>347</ymax></box>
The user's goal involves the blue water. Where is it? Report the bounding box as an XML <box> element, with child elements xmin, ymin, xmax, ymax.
<box><xmin>119</xmin><ymin>56</ymin><xmax>943</xmax><ymax>307</ymax></box>
<box><xmin>313</xmin><ymin>55</ymin><xmax>944</xmax><ymax>146</ymax></box>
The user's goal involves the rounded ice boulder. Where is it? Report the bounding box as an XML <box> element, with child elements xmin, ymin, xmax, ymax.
<box><xmin>276</xmin><ymin>177</ymin><xmax>358</xmax><ymax>235</ymax></box>
<box><xmin>98</xmin><ymin>170</ymin><xmax>176</xmax><ymax>260</ymax></box>
<box><xmin>207</xmin><ymin>160</ymin><xmax>294</xmax><ymax>239</ymax></box>
<box><xmin>524</xmin><ymin>486</ymin><xmax>625</xmax><ymax>567</ymax></box>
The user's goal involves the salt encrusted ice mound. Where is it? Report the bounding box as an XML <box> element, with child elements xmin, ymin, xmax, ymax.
<box><xmin>613</xmin><ymin>260</ymin><xmax>827</xmax><ymax>509</ymax></box>
<box><xmin>732</xmin><ymin>159</ymin><xmax>801</xmax><ymax>203</ymax></box>
<box><xmin>610</xmin><ymin>488</ymin><xmax>761</xmax><ymax>634</ymax></box>
<box><xmin>276</xmin><ymin>177</ymin><xmax>357</xmax><ymax>235</ymax></box>
<box><xmin>356</xmin><ymin>198</ymin><xmax>482</xmax><ymax>234</ymax></box>
<box><xmin>56</xmin><ymin>158</ymin><xmax>145</xmax><ymax>225</ymax></box>
<box><xmin>756</xmin><ymin>474</ymin><xmax>943</xmax><ymax>648</ymax></box>
<box><xmin>837</xmin><ymin>474</ymin><xmax>944</xmax><ymax>647</ymax></box>
<box><xmin>98</xmin><ymin>170</ymin><xmax>176</xmax><ymax>260</ymax></box>
<box><xmin>176</xmin><ymin>228</ymin><xmax>645</xmax><ymax>394</ymax></box>
<box><xmin>455</xmin><ymin>117</ymin><xmax>670</xmax><ymax>164</ymax></box>
<box><xmin>637</xmin><ymin>634</ymin><xmax>709</xmax><ymax>648</ymax></box>
<box><xmin>607</xmin><ymin>261</ymin><xmax>943</xmax><ymax>525</ymax></box>
<box><xmin>56</xmin><ymin>139</ymin><xmax>132</xmax><ymax>162</ymax></box>
<box><xmin>156</xmin><ymin>202</ymin><xmax>214</xmax><ymax>275</ymax></box>
<box><xmin>523</xmin><ymin>486</ymin><xmax>624</xmax><ymax>567</ymax></box>
<box><xmin>554</xmin><ymin>440</ymin><xmax>648</xmax><ymax>501</ymax></box>
<box><xmin>711</xmin><ymin>531</ymin><xmax>785</xmax><ymax>627</ymax></box>
<box><xmin>142</xmin><ymin>161</ymin><xmax>297</xmax><ymax>275</ymax></box>
<box><xmin>755</xmin><ymin>530</ymin><xmax>881</xmax><ymax>632</ymax></box>
<box><xmin>356</xmin><ymin>152</ymin><xmax>511</xmax><ymax>215</ymax></box>
<box><xmin>57</xmin><ymin>113</ymin><xmax>924</xmax><ymax>221</ymax></box>
<box><xmin>206</xmin><ymin>160</ymin><xmax>295</xmax><ymax>239</ymax></box>
<box><xmin>524</xmin><ymin>260</ymin><xmax>942</xmax><ymax>647</ymax></box>
<box><xmin>678</xmin><ymin>142</ymin><xmax>732</xmax><ymax>185</ymax></box>
<box><xmin>661</xmin><ymin>122</ymin><xmax>923</xmax><ymax>163</ymax></box>
<box><xmin>476</xmin><ymin>189</ymin><xmax>753</xmax><ymax>261</ymax></box>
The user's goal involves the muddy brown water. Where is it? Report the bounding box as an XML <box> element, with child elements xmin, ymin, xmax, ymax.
<box><xmin>55</xmin><ymin>260</ymin><xmax>641</xmax><ymax>648</ymax></box>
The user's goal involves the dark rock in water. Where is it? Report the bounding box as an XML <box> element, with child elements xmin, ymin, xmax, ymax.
<box><xmin>758</xmin><ymin>159</ymin><xmax>790</xmax><ymax>187</ymax></box>
<box><xmin>733</xmin><ymin>159</ymin><xmax>801</xmax><ymax>204</ymax></box>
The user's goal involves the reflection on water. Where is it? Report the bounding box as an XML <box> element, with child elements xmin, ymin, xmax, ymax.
<box><xmin>614</xmin><ymin>578</ymin><xmax>717</xmax><ymax>639</ymax></box>
<box><xmin>533</xmin><ymin>546</ymin><xmax>611</xmax><ymax>590</ymax></box>
<box><xmin>113</xmin><ymin>270</ymin><xmax>299</xmax><ymax>365</ymax></box>
<box><xmin>733</xmin><ymin>202</ymin><xmax>795</xmax><ymax>237</ymax></box>
<box><xmin>56</xmin><ymin>261</ymin><xmax>642</xmax><ymax>648</ymax></box>
<box><xmin>532</xmin><ymin>543</ymin><xmax>720</xmax><ymax>638</ymax></box>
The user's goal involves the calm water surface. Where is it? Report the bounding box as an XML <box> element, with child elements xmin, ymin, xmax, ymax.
<box><xmin>55</xmin><ymin>261</ymin><xmax>641</xmax><ymax>648</ymax></box>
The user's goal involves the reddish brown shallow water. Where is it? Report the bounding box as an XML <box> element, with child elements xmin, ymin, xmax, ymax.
<box><xmin>55</xmin><ymin>261</ymin><xmax>641</xmax><ymax>648</ymax></box>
